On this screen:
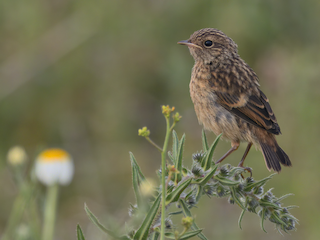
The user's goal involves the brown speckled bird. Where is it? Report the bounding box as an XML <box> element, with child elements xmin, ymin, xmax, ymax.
<box><xmin>178</xmin><ymin>28</ymin><xmax>291</xmax><ymax>172</ymax></box>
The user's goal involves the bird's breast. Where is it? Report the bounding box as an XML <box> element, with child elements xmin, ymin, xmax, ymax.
<box><xmin>189</xmin><ymin>71</ymin><xmax>252</xmax><ymax>143</ymax></box>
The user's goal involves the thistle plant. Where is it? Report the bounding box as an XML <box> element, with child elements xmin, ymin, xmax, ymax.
<box><xmin>80</xmin><ymin>106</ymin><xmax>298</xmax><ymax>240</ymax></box>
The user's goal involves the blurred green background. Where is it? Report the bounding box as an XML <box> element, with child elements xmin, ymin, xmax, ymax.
<box><xmin>1</xmin><ymin>0</ymin><xmax>320</xmax><ymax>239</ymax></box>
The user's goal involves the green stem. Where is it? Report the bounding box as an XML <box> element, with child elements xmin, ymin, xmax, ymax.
<box><xmin>2</xmin><ymin>192</ymin><xmax>25</xmax><ymax>240</ymax></box>
<box><xmin>160</xmin><ymin>117</ymin><xmax>172</xmax><ymax>240</ymax></box>
<box><xmin>2</xmin><ymin>182</ymin><xmax>33</xmax><ymax>240</ymax></box>
<box><xmin>178</xmin><ymin>227</ymin><xmax>188</xmax><ymax>239</ymax></box>
<box><xmin>41</xmin><ymin>183</ymin><xmax>59</xmax><ymax>240</ymax></box>
<box><xmin>169</xmin><ymin>122</ymin><xmax>176</xmax><ymax>133</ymax></box>
<box><xmin>146</xmin><ymin>137</ymin><xmax>163</xmax><ymax>152</ymax></box>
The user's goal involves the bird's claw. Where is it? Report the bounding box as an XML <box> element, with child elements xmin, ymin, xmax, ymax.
<box><xmin>238</xmin><ymin>166</ymin><xmax>252</xmax><ymax>178</ymax></box>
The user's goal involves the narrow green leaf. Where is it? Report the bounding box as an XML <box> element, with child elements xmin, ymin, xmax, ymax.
<box><xmin>132</xmin><ymin>166</ymin><xmax>143</xmax><ymax>208</ymax></box>
<box><xmin>152</xmin><ymin>231</ymin><xmax>160</xmax><ymax>240</ymax></box>
<box><xmin>168</xmin><ymin>152</ymin><xmax>174</xmax><ymax>163</ymax></box>
<box><xmin>238</xmin><ymin>200</ymin><xmax>248</xmax><ymax>229</ymax></box>
<box><xmin>184</xmin><ymin>189</ymin><xmax>196</xmax><ymax>202</ymax></box>
<box><xmin>286</xmin><ymin>205</ymin><xmax>299</xmax><ymax>210</ymax></box>
<box><xmin>230</xmin><ymin>187</ymin><xmax>246</xmax><ymax>210</ymax></box>
<box><xmin>270</xmin><ymin>211</ymin><xmax>287</xmax><ymax>225</ymax></box>
<box><xmin>130</xmin><ymin>152</ymin><xmax>146</xmax><ymax>182</ymax></box>
<box><xmin>201</xmin><ymin>130</ymin><xmax>209</xmax><ymax>152</ymax></box>
<box><xmin>77</xmin><ymin>224</ymin><xmax>86</xmax><ymax>240</ymax></box>
<box><xmin>134</xmin><ymin>194</ymin><xmax>161</xmax><ymax>240</ymax></box>
<box><xmin>214</xmin><ymin>175</ymin><xmax>239</xmax><ymax>186</ymax></box>
<box><xmin>130</xmin><ymin>152</ymin><xmax>148</xmax><ymax>208</ymax></box>
<box><xmin>166</xmin><ymin>178</ymin><xmax>192</xmax><ymax>205</ymax></box>
<box><xmin>172</xmin><ymin>130</ymin><xmax>179</xmax><ymax>164</ymax></box>
<box><xmin>164</xmin><ymin>232</ymin><xmax>176</xmax><ymax>239</ymax></box>
<box><xmin>195</xmin><ymin>185</ymin><xmax>203</xmax><ymax>202</ymax></box>
<box><xmin>276</xmin><ymin>193</ymin><xmax>294</xmax><ymax>202</ymax></box>
<box><xmin>227</xmin><ymin>167</ymin><xmax>246</xmax><ymax>177</ymax></box>
<box><xmin>259</xmin><ymin>200</ymin><xmax>282</xmax><ymax>210</ymax></box>
<box><xmin>243</xmin><ymin>174</ymin><xmax>275</xmax><ymax>192</ymax></box>
<box><xmin>260</xmin><ymin>208</ymin><xmax>268</xmax><ymax>233</ymax></box>
<box><xmin>197</xmin><ymin>166</ymin><xmax>218</xmax><ymax>186</ymax></box>
<box><xmin>179</xmin><ymin>199</ymin><xmax>208</xmax><ymax>240</ymax></box>
<box><xmin>180</xmin><ymin>229</ymin><xmax>203</xmax><ymax>240</ymax></box>
<box><xmin>85</xmin><ymin>204</ymin><xmax>130</xmax><ymax>240</ymax></box>
<box><xmin>176</xmin><ymin>134</ymin><xmax>186</xmax><ymax>182</ymax></box>
<box><xmin>201</xmin><ymin>133</ymin><xmax>222</xmax><ymax>171</ymax></box>
<box><xmin>168</xmin><ymin>210</ymin><xmax>183</xmax><ymax>215</ymax></box>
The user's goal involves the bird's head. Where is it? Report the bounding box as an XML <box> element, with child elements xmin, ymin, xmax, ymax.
<box><xmin>178</xmin><ymin>28</ymin><xmax>238</xmax><ymax>64</ymax></box>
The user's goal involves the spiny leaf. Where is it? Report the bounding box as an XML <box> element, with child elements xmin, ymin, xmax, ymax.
<box><xmin>201</xmin><ymin>133</ymin><xmax>222</xmax><ymax>171</ymax></box>
<box><xmin>166</xmin><ymin>178</ymin><xmax>192</xmax><ymax>205</ymax></box>
<box><xmin>179</xmin><ymin>199</ymin><xmax>208</xmax><ymax>240</ymax></box>
<box><xmin>85</xmin><ymin>204</ymin><xmax>130</xmax><ymax>240</ymax></box>
<box><xmin>133</xmin><ymin>194</ymin><xmax>161</xmax><ymax>240</ymax></box>
<box><xmin>77</xmin><ymin>224</ymin><xmax>86</xmax><ymax>240</ymax></box>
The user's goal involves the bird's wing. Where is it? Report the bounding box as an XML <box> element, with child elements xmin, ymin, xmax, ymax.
<box><xmin>214</xmin><ymin>89</ymin><xmax>281</xmax><ymax>135</ymax></box>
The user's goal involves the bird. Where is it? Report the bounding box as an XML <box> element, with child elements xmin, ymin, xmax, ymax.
<box><xmin>178</xmin><ymin>28</ymin><xmax>291</xmax><ymax>172</ymax></box>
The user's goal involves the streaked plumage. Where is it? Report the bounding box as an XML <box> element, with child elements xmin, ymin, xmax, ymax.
<box><xmin>178</xmin><ymin>28</ymin><xmax>291</xmax><ymax>172</ymax></box>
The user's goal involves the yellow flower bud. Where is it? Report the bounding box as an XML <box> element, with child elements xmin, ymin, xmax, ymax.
<box><xmin>138</xmin><ymin>127</ymin><xmax>150</xmax><ymax>137</ymax></box>
<box><xmin>7</xmin><ymin>146</ymin><xmax>27</xmax><ymax>166</ymax></box>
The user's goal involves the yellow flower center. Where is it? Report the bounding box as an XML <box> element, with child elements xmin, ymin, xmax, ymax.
<box><xmin>38</xmin><ymin>148</ymin><xmax>70</xmax><ymax>162</ymax></box>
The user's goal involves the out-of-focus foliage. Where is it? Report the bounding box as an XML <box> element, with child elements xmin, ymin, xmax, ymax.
<box><xmin>0</xmin><ymin>0</ymin><xmax>320</xmax><ymax>239</ymax></box>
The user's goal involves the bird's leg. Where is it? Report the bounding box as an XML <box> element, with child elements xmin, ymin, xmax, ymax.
<box><xmin>238</xmin><ymin>142</ymin><xmax>253</xmax><ymax>176</ymax></box>
<box><xmin>215</xmin><ymin>141</ymin><xmax>239</xmax><ymax>164</ymax></box>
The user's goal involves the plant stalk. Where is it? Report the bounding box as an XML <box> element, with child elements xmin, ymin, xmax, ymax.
<box><xmin>160</xmin><ymin>117</ymin><xmax>172</xmax><ymax>240</ymax></box>
<box><xmin>41</xmin><ymin>183</ymin><xmax>59</xmax><ymax>240</ymax></box>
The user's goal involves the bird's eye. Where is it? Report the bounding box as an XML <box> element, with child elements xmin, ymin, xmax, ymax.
<box><xmin>204</xmin><ymin>40</ymin><xmax>213</xmax><ymax>47</ymax></box>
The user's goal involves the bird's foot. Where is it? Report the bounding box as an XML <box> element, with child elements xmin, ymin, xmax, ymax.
<box><xmin>238</xmin><ymin>165</ymin><xmax>252</xmax><ymax>178</ymax></box>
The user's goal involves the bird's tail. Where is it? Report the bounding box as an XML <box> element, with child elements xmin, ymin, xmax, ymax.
<box><xmin>260</xmin><ymin>141</ymin><xmax>292</xmax><ymax>172</ymax></box>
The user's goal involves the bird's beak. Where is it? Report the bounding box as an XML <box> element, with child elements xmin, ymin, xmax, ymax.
<box><xmin>178</xmin><ymin>40</ymin><xmax>202</xmax><ymax>49</ymax></box>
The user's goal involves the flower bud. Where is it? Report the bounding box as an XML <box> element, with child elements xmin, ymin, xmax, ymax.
<box><xmin>228</xmin><ymin>196</ymin><xmax>234</xmax><ymax>204</ymax></box>
<box><xmin>191</xmin><ymin>165</ymin><xmax>204</xmax><ymax>177</ymax></box>
<box><xmin>216</xmin><ymin>185</ymin><xmax>225</xmax><ymax>197</ymax></box>
<box><xmin>181</xmin><ymin>216</ymin><xmax>193</xmax><ymax>229</ymax></box>
<box><xmin>7</xmin><ymin>146</ymin><xmax>27</xmax><ymax>166</ymax></box>
<box><xmin>203</xmin><ymin>184</ymin><xmax>214</xmax><ymax>196</ymax></box>
<box><xmin>138</xmin><ymin>127</ymin><xmax>150</xmax><ymax>137</ymax></box>
<box><xmin>192</xmin><ymin>152</ymin><xmax>204</xmax><ymax>163</ymax></box>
